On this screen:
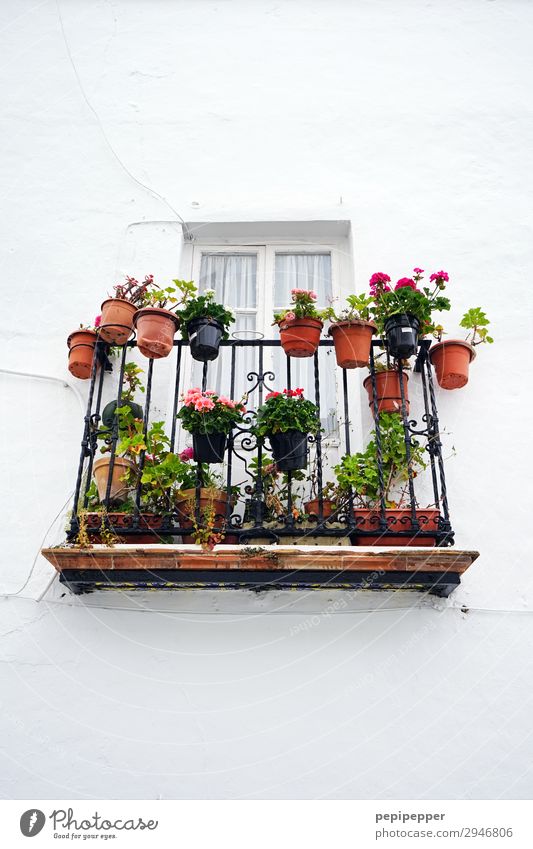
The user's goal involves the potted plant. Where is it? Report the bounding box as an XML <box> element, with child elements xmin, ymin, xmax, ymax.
<box><xmin>333</xmin><ymin>412</ymin><xmax>438</xmax><ymax>546</ymax></box>
<box><xmin>101</xmin><ymin>362</ymin><xmax>145</xmax><ymax>427</ymax></box>
<box><xmin>67</xmin><ymin>323</ymin><xmax>99</xmax><ymax>380</ymax></box>
<box><xmin>304</xmin><ymin>481</ymin><xmax>341</xmax><ymax>519</ymax></box>
<box><xmin>363</xmin><ymin>357</ymin><xmax>410</xmax><ymax>415</ymax></box>
<box><xmin>132</xmin><ymin>276</ymin><xmax>189</xmax><ymax>360</ymax></box>
<box><xmin>174</xmin><ymin>450</ymin><xmax>238</xmax><ymax>546</ymax></box>
<box><xmin>176</xmin><ymin>282</ymin><xmax>234</xmax><ymax>362</ymax></box>
<box><xmin>244</xmin><ymin>456</ymin><xmax>305</xmax><ymax>524</ymax></box>
<box><xmin>253</xmin><ymin>388</ymin><xmax>320</xmax><ymax>471</ymax></box>
<box><xmin>100</xmin><ymin>275</ymin><xmax>152</xmax><ymax>345</ymax></box>
<box><xmin>325</xmin><ymin>293</ymin><xmax>376</xmax><ymax>368</ymax></box>
<box><xmin>369</xmin><ymin>268</ymin><xmax>451</xmax><ymax>359</ymax></box>
<box><xmin>177</xmin><ymin>388</ymin><xmax>246</xmax><ymax>463</ymax></box>
<box><xmin>429</xmin><ymin>307</ymin><xmax>493</xmax><ymax>390</ymax></box>
<box><xmin>273</xmin><ymin>289</ymin><xmax>326</xmax><ymax>357</ymax></box>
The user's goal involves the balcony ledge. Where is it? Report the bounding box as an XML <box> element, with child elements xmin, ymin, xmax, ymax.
<box><xmin>42</xmin><ymin>545</ymin><xmax>479</xmax><ymax>597</ymax></box>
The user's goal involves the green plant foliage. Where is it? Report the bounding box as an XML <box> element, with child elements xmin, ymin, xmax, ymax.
<box><xmin>177</xmin><ymin>286</ymin><xmax>234</xmax><ymax>341</ymax></box>
<box><xmin>459</xmin><ymin>307</ymin><xmax>494</xmax><ymax>345</ymax></box>
<box><xmin>253</xmin><ymin>389</ymin><xmax>320</xmax><ymax>437</ymax></box>
<box><xmin>334</xmin><ymin>413</ymin><xmax>427</xmax><ymax>507</ymax></box>
<box><xmin>324</xmin><ymin>293</ymin><xmax>374</xmax><ymax>323</ymax></box>
<box><xmin>177</xmin><ymin>390</ymin><xmax>246</xmax><ymax>435</ymax></box>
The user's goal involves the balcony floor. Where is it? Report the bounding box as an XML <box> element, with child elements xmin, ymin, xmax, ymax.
<box><xmin>41</xmin><ymin>545</ymin><xmax>479</xmax><ymax>597</ymax></box>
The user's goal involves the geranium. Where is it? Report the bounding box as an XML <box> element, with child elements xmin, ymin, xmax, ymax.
<box><xmin>179</xmin><ymin>446</ymin><xmax>195</xmax><ymax>461</ymax></box>
<box><xmin>369</xmin><ymin>272</ymin><xmax>391</xmax><ymax>288</ymax></box>
<box><xmin>177</xmin><ymin>389</ymin><xmax>246</xmax><ymax>435</ymax></box>
<box><xmin>254</xmin><ymin>389</ymin><xmax>320</xmax><ymax>438</ymax></box>
<box><xmin>395</xmin><ymin>278</ymin><xmax>417</xmax><ymax>291</ymax></box>
<box><xmin>94</xmin><ymin>314</ymin><xmax>101</xmax><ymax>328</ymax></box>
<box><xmin>273</xmin><ymin>289</ymin><xmax>326</xmax><ymax>325</ymax></box>
<box><xmin>265</xmin><ymin>391</ymin><xmax>281</xmax><ymax>401</ymax></box>
<box><xmin>429</xmin><ymin>270</ymin><xmax>449</xmax><ymax>289</ymax></box>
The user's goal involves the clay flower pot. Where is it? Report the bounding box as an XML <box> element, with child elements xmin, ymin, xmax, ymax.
<box><xmin>304</xmin><ymin>498</ymin><xmax>336</xmax><ymax>519</ymax></box>
<box><xmin>133</xmin><ymin>307</ymin><xmax>180</xmax><ymax>359</ymax></box>
<box><xmin>99</xmin><ymin>298</ymin><xmax>138</xmax><ymax>345</ymax></box>
<box><xmin>354</xmin><ymin>508</ymin><xmax>440</xmax><ymax>546</ymax></box>
<box><xmin>328</xmin><ymin>319</ymin><xmax>376</xmax><ymax>368</ymax></box>
<box><xmin>279</xmin><ymin>317</ymin><xmax>323</xmax><ymax>358</ymax></box>
<box><xmin>92</xmin><ymin>456</ymin><xmax>135</xmax><ymax>502</ymax></box>
<box><xmin>363</xmin><ymin>370</ymin><xmax>409</xmax><ymax>415</ymax></box>
<box><xmin>67</xmin><ymin>329</ymin><xmax>98</xmax><ymax>380</ymax></box>
<box><xmin>86</xmin><ymin>511</ymin><xmax>164</xmax><ymax>543</ymax></box>
<box><xmin>429</xmin><ymin>339</ymin><xmax>476</xmax><ymax>390</ymax></box>
<box><xmin>175</xmin><ymin>487</ymin><xmax>233</xmax><ymax>543</ymax></box>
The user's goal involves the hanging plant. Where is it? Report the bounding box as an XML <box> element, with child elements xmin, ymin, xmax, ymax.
<box><xmin>177</xmin><ymin>283</ymin><xmax>234</xmax><ymax>362</ymax></box>
<box><xmin>273</xmin><ymin>289</ymin><xmax>327</xmax><ymax>358</ymax></box>
<box><xmin>253</xmin><ymin>389</ymin><xmax>320</xmax><ymax>471</ymax></box>
<box><xmin>177</xmin><ymin>389</ymin><xmax>246</xmax><ymax>463</ymax></box>
<box><xmin>429</xmin><ymin>307</ymin><xmax>493</xmax><ymax>390</ymax></box>
<box><xmin>324</xmin><ymin>293</ymin><xmax>376</xmax><ymax>368</ymax></box>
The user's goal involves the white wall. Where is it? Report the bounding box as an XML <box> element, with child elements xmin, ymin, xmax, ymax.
<box><xmin>1</xmin><ymin>0</ymin><xmax>532</xmax><ymax>799</ymax></box>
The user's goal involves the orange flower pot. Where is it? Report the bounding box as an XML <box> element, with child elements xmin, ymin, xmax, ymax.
<box><xmin>363</xmin><ymin>370</ymin><xmax>409</xmax><ymax>415</ymax></box>
<box><xmin>86</xmin><ymin>512</ymin><xmax>165</xmax><ymax>543</ymax></box>
<box><xmin>354</xmin><ymin>508</ymin><xmax>440</xmax><ymax>546</ymax></box>
<box><xmin>279</xmin><ymin>317</ymin><xmax>323</xmax><ymax>358</ymax></box>
<box><xmin>99</xmin><ymin>298</ymin><xmax>137</xmax><ymax>345</ymax></box>
<box><xmin>304</xmin><ymin>498</ymin><xmax>337</xmax><ymax>519</ymax></box>
<box><xmin>92</xmin><ymin>456</ymin><xmax>135</xmax><ymax>502</ymax></box>
<box><xmin>67</xmin><ymin>329</ymin><xmax>98</xmax><ymax>380</ymax></box>
<box><xmin>175</xmin><ymin>488</ymin><xmax>233</xmax><ymax>543</ymax></box>
<box><xmin>429</xmin><ymin>339</ymin><xmax>476</xmax><ymax>390</ymax></box>
<box><xmin>133</xmin><ymin>307</ymin><xmax>180</xmax><ymax>359</ymax></box>
<box><xmin>328</xmin><ymin>319</ymin><xmax>376</xmax><ymax>368</ymax></box>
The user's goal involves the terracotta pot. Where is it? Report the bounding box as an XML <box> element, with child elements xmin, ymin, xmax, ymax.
<box><xmin>92</xmin><ymin>456</ymin><xmax>135</xmax><ymax>502</ymax></box>
<box><xmin>354</xmin><ymin>508</ymin><xmax>440</xmax><ymax>547</ymax></box>
<box><xmin>86</xmin><ymin>512</ymin><xmax>165</xmax><ymax>543</ymax></box>
<box><xmin>175</xmin><ymin>487</ymin><xmax>233</xmax><ymax>542</ymax></box>
<box><xmin>363</xmin><ymin>370</ymin><xmax>409</xmax><ymax>415</ymax></box>
<box><xmin>328</xmin><ymin>320</ymin><xmax>376</xmax><ymax>368</ymax></box>
<box><xmin>278</xmin><ymin>317</ymin><xmax>323</xmax><ymax>358</ymax></box>
<box><xmin>67</xmin><ymin>329</ymin><xmax>98</xmax><ymax>380</ymax></box>
<box><xmin>304</xmin><ymin>498</ymin><xmax>336</xmax><ymax>519</ymax></box>
<box><xmin>99</xmin><ymin>298</ymin><xmax>137</xmax><ymax>345</ymax></box>
<box><xmin>429</xmin><ymin>339</ymin><xmax>476</xmax><ymax>390</ymax></box>
<box><xmin>133</xmin><ymin>307</ymin><xmax>180</xmax><ymax>359</ymax></box>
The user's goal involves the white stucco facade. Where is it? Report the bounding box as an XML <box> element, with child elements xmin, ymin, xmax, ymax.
<box><xmin>1</xmin><ymin>0</ymin><xmax>532</xmax><ymax>799</ymax></box>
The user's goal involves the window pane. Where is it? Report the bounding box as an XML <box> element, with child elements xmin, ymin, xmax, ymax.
<box><xmin>274</xmin><ymin>253</ymin><xmax>332</xmax><ymax>308</ymax></box>
<box><xmin>199</xmin><ymin>253</ymin><xmax>257</xmax><ymax>309</ymax></box>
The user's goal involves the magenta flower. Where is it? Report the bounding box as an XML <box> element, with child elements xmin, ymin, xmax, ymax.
<box><xmin>179</xmin><ymin>446</ymin><xmax>195</xmax><ymax>462</ymax></box>
<box><xmin>94</xmin><ymin>314</ymin><xmax>101</xmax><ymax>327</ymax></box>
<box><xmin>430</xmin><ymin>270</ymin><xmax>449</xmax><ymax>283</ymax></box>
<box><xmin>413</xmin><ymin>268</ymin><xmax>424</xmax><ymax>274</ymax></box>
<box><xmin>369</xmin><ymin>272</ymin><xmax>391</xmax><ymax>288</ymax></box>
<box><xmin>395</xmin><ymin>277</ymin><xmax>417</xmax><ymax>290</ymax></box>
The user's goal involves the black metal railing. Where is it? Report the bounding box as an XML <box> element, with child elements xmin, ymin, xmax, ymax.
<box><xmin>67</xmin><ymin>332</ymin><xmax>454</xmax><ymax>547</ymax></box>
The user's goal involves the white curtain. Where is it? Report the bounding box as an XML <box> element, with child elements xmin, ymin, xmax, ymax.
<box><xmin>195</xmin><ymin>253</ymin><xmax>258</xmax><ymax>401</ymax></box>
<box><xmin>274</xmin><ymin>253</ymin><xmax>337</xmax><ymax>434</ymax></box>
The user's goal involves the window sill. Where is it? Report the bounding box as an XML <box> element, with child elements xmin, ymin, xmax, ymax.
<box><xmin>42</xmin><ymin>546</ymin><xmax>479</xmax><ymax>598</ymax></box>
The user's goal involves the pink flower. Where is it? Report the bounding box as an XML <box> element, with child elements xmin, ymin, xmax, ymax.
<box><xmin>94</xmin><ymin>314</ymin><xmax>101</xmax><ymax>328</ymax></box>
<box><xmin>395</xmin><ymin>277</ymin><xmax>417</xmax><ymax>290</ymax></box>
<box><xmin>413</xmin><ymin>267</ymin><xmax>424</xmax><ymax>274</ymax></box>
<box><xmin>309</xmin><ymin>291</ymin><xmax>317</xmax><ymax>301</ymax></box>
<box><xmin>284</xmin><ymin>311</ymin><xmax>296</xmax><ymax>322</ymax></box>
<box><xmin>218</xmin><ymin>396</ymin><xmax>236</xmax><ymax>408</ymax></box>
<box><xmin>265</xmin><ymin>391</ymin><xmax>281</xmax><ymax>401</ymax></box>
<box><xmin>369</xmin><ymin>272</ymin><xmax>391</xmax><ymax>288</ymax></box>
<box><xmin>430</xmin><ymin>270</ymin><xmax>449</xmax><ymax>283</ymax></box>
<box><xmin>194</xmin><ymin>397</ymin><xmax>215</xmax><ymax>412</ymax></box>
<box><xmin>144</xmin><ymin>453</ymin><xmax>155</xmax><ymax>462</ymax></box>
<box><xmin>179</xmin><ymin>446</ymin><xmax>195</xmax><ymax>462</ymax></box>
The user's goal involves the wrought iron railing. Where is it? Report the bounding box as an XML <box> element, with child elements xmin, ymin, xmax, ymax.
<box><xmin>67</xmin><ymin>333</ymin><xmax>454</xmax><ymax>546</ymax></box>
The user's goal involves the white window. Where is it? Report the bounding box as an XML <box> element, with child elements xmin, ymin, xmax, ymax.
<box><xmin>185</xmin><ymin>242</ymin><xmax>342</xmax><ymax>436</ymax></box>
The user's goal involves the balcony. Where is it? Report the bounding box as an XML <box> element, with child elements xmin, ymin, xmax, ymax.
<box><xmin>42</xmin><ymin>334</ymin><xmax>478</xmax><ymax>596</ymax></box>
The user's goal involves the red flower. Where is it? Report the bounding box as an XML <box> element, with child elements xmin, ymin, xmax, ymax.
<box><xmin>265</xmin><ymin>391</ymin><xmax>281</xmax><ymax>401</ymax></box>
<box><xmin>395</xmin><ymin>277</ymin><xmax>417</xmax><ymax>290</ymax></box>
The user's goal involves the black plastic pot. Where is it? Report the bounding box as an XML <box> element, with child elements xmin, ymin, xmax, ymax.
<box><xmin>384</xmin><ymin>313</ymin><xmax>420</xmax><ymax>359</ymax></box>
<box><xmin>192</xmin><ymin>431</ymin><xmax>227</xmax><ymax>463</ymax></box>
<box><xmin>269</xmin><ymin>430</ymin><xmax>308</xmax><ymax>471</ymax></box>
<box><xmin>187</xmin><ymin>318</ymin><xmax>224</xmax><ymax>362</ymax></box>
<box><xmin>101</xmin><ymin>399</ymin><xmax>144</xmax><ymax>429</ymax></box>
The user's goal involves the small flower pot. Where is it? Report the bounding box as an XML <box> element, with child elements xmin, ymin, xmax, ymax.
<box><xmin>429</xmin><ymin>339</ymin><xmax>476</xmax><ymax>390</ymax></box>
<box><xmin>328</xmin><ymin>319</ymin><xmax>376</xmax><ymax>368</ymax></box>
<box><xmin>304</xmin><ymin>498</ymin><xmax>337</xmax><ymax>519</ymax></box>
<box><xmin>354</xmin><ymin>508</ymin><xmax>440</xmax><ymax>546</ymax></box>
<box><xmin>101</xmin><ymin>399</ymin><xmax>144</xmax><ymax>429</ymax></box>
<box><xmin>67</xmin><ymin>329</ymin><xmax>98</xmax><ymax>380</ymax></box>
<box><xmin>279</xmin><ymin>317</ymin><xmax>323</xmax><ymax>358</ymax></box>
<box><xmin>269</xmin><ymin>430</ymin><xmax>308</xmax><ymax>471</ymax></box>
<box><xmin>384</xmin><ymin>313</ymin><xmax>420</xmax><ymax>359</ymax></box>
<box><xmin>363</xmin><ymin>370</ymin><xmax>409</xmax><ymax>415</ymax></box>
<box><xmin>133</xmin><ymin>307</ymin><xmax>180</xmax><ymax>359</ymax></box>
<box><xmin>187</xmin><ymin>317</ymin><xmax>224</xmax><ymax>362</ymax></box>
<box><xmin>99</xmin><ymin>298</ymin><xmax>137</xmax><ymax>345</ymax></box>
<box><xmin>86</xmin><ymin>511</ymin><xmax>165</xmax><ymax>543</ymax></box>
<box><xmin>92</xmin><ymin>456</ymin><xmax>135</xmax><ymax>502</ymax></box>
<box><xmin>175</xmin><ymin>487</ymin><xmax>233</xmax><ymax>543</ymax></box>
<box><xmin>192</xmin><ymin>432</ymin><xmax>227</xmax><ymax>463</ymax></box>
